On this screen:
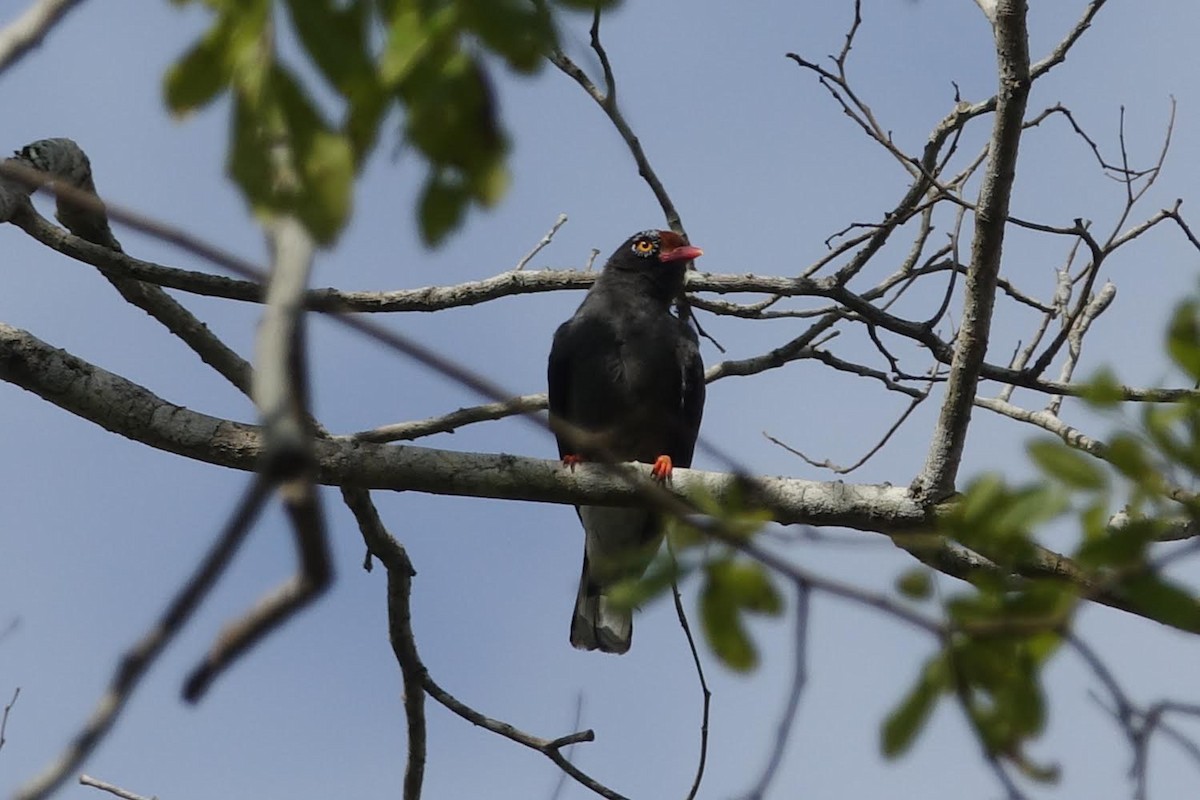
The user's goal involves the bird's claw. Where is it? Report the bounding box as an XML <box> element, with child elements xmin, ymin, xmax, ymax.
<box><xmin>562</xmin><ymin>454</ymin><xmax>584</xmax><ymax>471</ymax></box>
<box><xmin>651</xmin><ymin>455</ymin><xmax>673</xmax><ymax>482</ymax></box>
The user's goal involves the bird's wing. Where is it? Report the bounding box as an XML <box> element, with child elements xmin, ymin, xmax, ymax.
<box><xmin>673</xmin><ymin>320</ymin><xmax>706</xmax><ymax>468</ymax></box>
<box><xmin>547</xmin><ymin>318</ymin><xmax>577</xmax><ymax>459</ymax></box>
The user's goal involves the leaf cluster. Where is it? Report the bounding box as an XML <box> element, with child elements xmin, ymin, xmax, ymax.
<box><xmin>608</xmin><ymin>485</ymin><xmax>782</xmax><ymax>673</ymax></box>
<box><xmin>164</xmin><ymin>0</ymin><xmax>619</xmax><ymax>245</ymax></box>
<box><xmin>884</xmin><ymin>294</ymin><xmax>1200</xmax><ymax>779</ymax></box>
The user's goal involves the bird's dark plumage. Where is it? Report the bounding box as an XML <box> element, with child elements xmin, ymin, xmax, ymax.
<box><xmin>548</xmin><ymin>229</ymin><xmax>705</xmax><ymax>653</ymax></box>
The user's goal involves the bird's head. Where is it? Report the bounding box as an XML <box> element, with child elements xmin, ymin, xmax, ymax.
<box><xmin>599</xmin><ymin>229</ymin><xmax>703</xmax><ymax>304</ymax></box>
<box><xmin>612</xmin><ymin>229</ymin><xmax>704</xmax><ymax>268</ymax></box>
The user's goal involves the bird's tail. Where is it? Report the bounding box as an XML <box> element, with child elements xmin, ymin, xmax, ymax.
<box><xmin>570</xmin><ymin>557</ymin><xmax>632</xmax><ymax>654</ymax></box>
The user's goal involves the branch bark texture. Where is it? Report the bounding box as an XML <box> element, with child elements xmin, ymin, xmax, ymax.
<box><xmin>0</xmin><ymin>321</ymin><xmax>927</xmax><ymax>533</ymax></box>
<box><xmin>916</xmin><ymin>0</ymin><xmax>1031</xmax><ymax>500</ymax></box>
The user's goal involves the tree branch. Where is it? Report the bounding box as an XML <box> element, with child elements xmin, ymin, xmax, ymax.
<box><xmin>0</xmin><ymin>0</ymin><xmax>84</xmax><ymax>74</ymax></box>
<box><xmin>15</xmin><ymin>475</ymin><xmax>274</xmax><ymax>800</ymax></box>
<box><xmin>343</xmin><ymin>487</ymin><xmax>427</xmax><ymax>800</ymax></box>
<box><xmin>915</xmin><ymin>0</ymin><xmax>1032</xmax><ymax>501</ymax></box>
<box><xmin>0</xmin><ymin>319</ymin><xmax>929</xmax><ymax>530</ymax></box>
<box><xmin>78</xmin><ymin>774</ymin><xmax>156</xmax><ymax>800</ymax></box>
<box><xmin>548</xmin><ymin>17</ymin><xmax>683</xmax><ymax>235</ymax></box>
<box><xmin>6</xmin><ymin>319</ymin><xmax>1192</xmax><ymax>633</ymax></box>
<box><xmin>181</xmin><ymin>217</ymin><xmax>334</xmax><ymax>702</ymax></box>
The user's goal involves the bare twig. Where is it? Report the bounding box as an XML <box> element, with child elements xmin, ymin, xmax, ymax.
<box><xmin>353</xmin><ymin>492</ymin><xmax>627</xmax><ymax>800</ymax></box>
<box><xmin>182</xmin><ymin>477</ymin><xmax>330</xmax><ymax>702</ymax></box>
<box><xmin>668</xmin><ymin>546</ymin><xmax>710</xmax><ymax>800</ymax></box>
<box><xmin>974</xmin><ymin>397</ymin><xmax>1105</xmax><ymax>457</ymax></box>
<box><xmin>548</xmin><ymin>18</ymin><xmax>683</xmax><ymax>235</ymax></box>
<box><xmin>182</xmin><ymin>217</ymin><xmax>333</xmax><ymax>703</ymax></box>
<box><xmin>547</xmin><ymin>694</ymin><xmax>586</xmax><ymax>800</ymax></box>
<box><xmin>765</xmin><ymin>388</ymin><xmax>930</xmax><ymax>475</ymax></box>
<box><xmin>348</xmin><ymin>394</ymin><xmax>547</xmax><ymax>444</ymax></box>
<box><xmin>15</xmin><ymin>475</ymin><xmax>274</xmax><ymax>800</ymax></box>
<box><xmin>78</xmin><ymin>775</ymin><xmax>156</xmax><ymax>800</ymax></box>
<box><xmin>0</xmin><ymin>616</ymin><xmax>18</xmax><ymax>645</ymax></box>
<box><xmin>515</xmin><ymin>213</ymin><xmax>568</xmax><ymax>270</ymax></box>
<box><xmin>1029</xmin><ymin>0</ymin><xmax>1109</xmax><ymax>81</ymax></box>
<box><xmin>741</xmin><ymin>584</ymin><xmax>810</xmax><ymax>800</ymax></box>
<box><xmin>8</xmin><ymin>153</ymin><xmax>253</xmax><ymax>393</ymax></box>
<box><xmin>343</xmin><ymin>487</ymin><xmax>427</xmax><ymax>800</ymax></box>
<box><xmin>0</xmin><ymin>687</ymin><xmax>19</xmax><ymax>752</ymax></box>
<box><xmin>1046</xmin><ymin>281</ymin><xmax>1116</xmax><ymax>415</ymax></box>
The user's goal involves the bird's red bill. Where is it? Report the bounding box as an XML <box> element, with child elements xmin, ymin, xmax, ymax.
<box><xmin>656</xmin><ymin>230</ymin><xmax>703</xmax><ymax>263</ymax></box>
<box><xmin>658</xmin><ymin>244</ymin><xmax>703</xmax><ymax>263</ymax></box>
<box><xmin>650</xmin><ymin>455</ymin><xmax>674</xmax><ymax>482</ymax></box>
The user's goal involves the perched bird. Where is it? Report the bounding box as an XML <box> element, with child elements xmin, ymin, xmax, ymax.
<box><xmin>548</xmin><ymin>229</ymin><xmax>705</xmax><ymax>653</ymax></box>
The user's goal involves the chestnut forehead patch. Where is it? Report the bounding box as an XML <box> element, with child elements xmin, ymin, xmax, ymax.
<box><xmin>656</xmin><ymin>230</ymin><xmax>686</xmax><ymax>251</ymax></box>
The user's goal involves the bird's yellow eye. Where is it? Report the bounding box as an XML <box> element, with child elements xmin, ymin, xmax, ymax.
<box><xmin>633</xmin><ymin>238</ymin><xmax>655</xmax><ymax>255</ymax></box>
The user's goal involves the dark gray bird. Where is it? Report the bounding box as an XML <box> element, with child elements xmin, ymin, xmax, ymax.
<box><xmin>548</xmin><ymin>229</ymin><xmax>705</xmax><ymax>653</ymax></box>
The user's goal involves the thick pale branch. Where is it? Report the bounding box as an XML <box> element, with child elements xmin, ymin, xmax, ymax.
<box><xmin>916</xmin><ymin>0</ymin><xmax>1031</xmax><ymax>500</ymax></box>
<box><xmin>0</xmin><ymin>0</ymin><xmax>83</xmax><ymax>74</ymax></box>
<box><xmin>0</xmin><ymin>320</ymin><xmax>927</xmax><ymax>532</ymax></box>
<box><xmin>5</xmin><ymin>321</ymin><xmax>1200</xmax><ymax>635</ymax></box>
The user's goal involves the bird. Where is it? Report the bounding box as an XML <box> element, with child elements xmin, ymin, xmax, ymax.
<box><xmin>547</xmin><ymin>229</ymin><xmax>705</xmax><ymax>653</ymax></box>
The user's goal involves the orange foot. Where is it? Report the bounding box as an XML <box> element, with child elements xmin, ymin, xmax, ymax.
<box><xmin>562</xmin><ymin>454</ymin><xmax>584</xmax><ymax>471</ymax></box>
<box><xmin>651</xmin><ymin>455</ymin><xmax>674</xmax><ymax>482</ymax></box>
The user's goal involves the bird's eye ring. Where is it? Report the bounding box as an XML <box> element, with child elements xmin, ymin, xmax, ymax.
<box><xmin>633</xmin><ymin>238</ymin><xmax>655</xmax><ymax>255</ymax></box>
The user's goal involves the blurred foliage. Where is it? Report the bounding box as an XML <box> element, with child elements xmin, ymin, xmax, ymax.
<box><xmin>164</xmin><ymin>0</ymin><xmax>620</xmax><ymax>246</ymax></box>
<box><xmin>883</xmin><ymin>293</ymin><xmax>1200</xmax><ymax>780</ymax></box>
<box><xmin>610</xmin><ymin>483</ymin><xmax>781</xmax><ymax>673</ymax></box>
<box><xmin>554</xmin><ymin>297</ymin><xmax>1200</xmax><ymax>778</ymax></box>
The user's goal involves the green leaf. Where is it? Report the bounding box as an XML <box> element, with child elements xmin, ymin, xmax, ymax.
<box><xmin>379</xmin><ymin>5</ymin><xmax>445</xmax><ymax>88</ymax></box>
<box><xmin>282</xmin><ymin>0</ymin><xmax>375</xmax><ymax>98</ymax></box>
<box><xmin>1012</xmin><ymin>751</ymin><xmax>1062</xmax><ymax>784</ymax></box>
<box><xmin>683</xmin><ymin>479</ymin><xmax>772</xmax><ymax>541</ymax></box>
<box><xmin>605</xmin><ymin>554</ymin><xmax>685</xmax><ymax>611</ymax></box>
<box><xmin>1120</xmin><ymin>573</ymin><xmax>1200</xmax><ymax>631</ymax></box>
<box><xmin>699</xmin><ymin>559</ymin><xmax>782</xmax><ymax>672</ymax></box>
<box><xmin>706</xmin><ymin>559</ymin><xmax>783</xmax><ymax>615</ymax></box>
<box><xmin>219</xmin><ymin>0</ymin><xmax>272</xmax><ymax>96</ymax></box>
<box><xmin>227</xmin><ymin>65</ymin><xmax>354</xmax><ymax>244</ymax></box>
<box><xmin>1076</xmin><ymin>517</ymin><xmax>1158</xmax><ymax>568</ymax></box>
<box><xmin>163</xmin><ymin>17</ymin><xmax>234</xmax><ymax>113</ymax></box>
<box><xmin>459</xmin><ymin>0</ymin><xmax>556</xmax><ymax>73</ymax></box>
<box><xmin>896</xmin><ymin>568</ymin><xmax>933</xmax><ymax>600</ymax></box>
<box><xmin>554</xmin><ymin>0</ymin><xmax>623</xmax><ymax>8</ymax></box>
<box><xmin>1080</xmin><ymin>499</ymin><xmax>1110</xmax><ymax>542</ymax></box>
<box><xmin>1168</xmin><ymin>300</ymin><xmax>1200</xmax><ymax>380</ymax></box>
<box><xmin>1105</xmin><ymin>434</ymin><xmax>1153</xmax><ymax>484</ymax></box>
<box><xmin>470</xmin><ymin>159</ymin><xmax>511</xmax><ymax>207</ymax></box>
<box><xmin>700</xmin><ymin>569</ymin><xmax>757</xmax><ymax>672</ymax></box>
<box><xmin>957</xmin><ymin>474</ymin><xmax>1006</xmax><ymax>527</ymax></box>
<box><xmin>1027</xmin><ymin>440</ymin><xmax>1108</xmax><ymax>491</ymax></box>
<box><xmin>1079</xmin><ymin>367</ymin><xmax>1125</xmax><ymax>408</ymax></box>
<box><xmin>992</xmin><ymin>485</ymin><xmax>1067</xmax><ymax>538</ymax></box>
<box><xmin>882</xmin><ymin>658</ymin><xmax>944</xmax><ymax>757</ymax></box>
<box><xmin>228</xmin><ymin>92</ymin><xmax>281</xmax><ymax>218</ymax></box>
<box><xmin>664</xmin><ymin>515</ymin><xmax>706</xmax><ymax>551</ymax></box>
<box><xmin>417</xmin><ymin>172</ymin><xmax>469</xmax><ymax>245</ymax></box>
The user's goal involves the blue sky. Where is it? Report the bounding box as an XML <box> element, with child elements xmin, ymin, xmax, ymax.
<box><xmin>3</xmin><ymin>1</ymin><xmax>1200</xmax><ymax>798</ymax></box>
